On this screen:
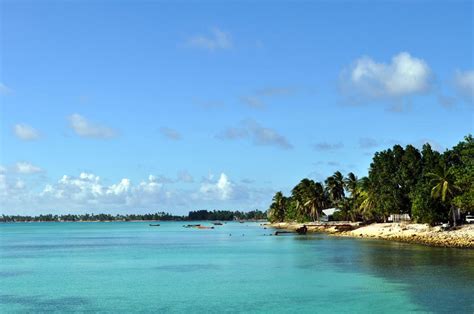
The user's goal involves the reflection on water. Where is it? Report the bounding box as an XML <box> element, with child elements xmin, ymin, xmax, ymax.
<box><xmin>318</xmin><ymin>237</ymin><xmax>474</xmax><ymax>313</ymax></box>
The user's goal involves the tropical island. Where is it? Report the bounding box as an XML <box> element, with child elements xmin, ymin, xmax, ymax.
<box><xmin>266</xmin><ymin>135</ymin><xmax>474</xmax><ymax>248</ymax></box>
<box><xmin>0</xmin><ymin>209</ymin><xmax>267</xmax><ymax>223</ymax></box>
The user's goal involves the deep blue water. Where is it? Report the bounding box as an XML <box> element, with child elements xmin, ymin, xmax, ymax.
<box><xmin>1</xmin><ymin>221</ymin><xmax>473</xmax><ymax>313</ymax></box>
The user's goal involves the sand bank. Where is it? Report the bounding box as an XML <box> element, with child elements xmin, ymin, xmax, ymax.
<box><xmin>267</xmin><ymin>222</ymin><xmax>474</xmax><ymax>249</ymax></box>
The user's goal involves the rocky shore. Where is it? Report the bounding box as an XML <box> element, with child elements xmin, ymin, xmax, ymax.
<box><xmin>267</xmin><ymin>222</ymin><xmax>474</xmax><ymax>249</ymax></box>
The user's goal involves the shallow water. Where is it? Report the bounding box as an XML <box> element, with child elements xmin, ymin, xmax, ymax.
<box><xmin>1</xmin><ymin>222</ymin><xmax>473</xmax><ymax>313</ymax></box>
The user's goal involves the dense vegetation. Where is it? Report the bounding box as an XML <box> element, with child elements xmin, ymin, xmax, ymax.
<box><xmin>268</xmin><ymin>135</ymin><xmax>473</xmax><ymax>225</ymax></box>
<box><xmin>0</xmin><ymin>210</ymin><xmax>267</xmax><ymax>222</ymax></box>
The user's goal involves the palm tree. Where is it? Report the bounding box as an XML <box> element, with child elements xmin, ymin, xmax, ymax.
<box><xmin>358</xmin><ymin>177</ymin><xmax>377</xmax><ymax>221</ymax></box>
<box><xmin>269</xmin><ymin>191</ymin><xmax>286</xmax><ymax>222</ymax></box>
<box><xmin>325</xmin><ymin>171</ymin><xmax>345</xmax><ymax>205</ymax></box>
<box><xmin>304</xmin><ymin>182</ymin><xmax>325</xmax><ymax>221</ymax></box>
<box><xmin>427</xmin><ymin>166</ymin><xmax>460</xmax><ymax>226</ymax></box>
<box><xmin>344</xmin><ymin>172</ymin><xmax>359</xmax><ymax>196</ymax></box>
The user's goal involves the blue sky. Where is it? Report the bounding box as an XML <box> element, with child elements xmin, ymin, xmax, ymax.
<box><xmin>1</xmin><ymin>0</ymin><xmax>473</xmax><ymax>214</ymax></box>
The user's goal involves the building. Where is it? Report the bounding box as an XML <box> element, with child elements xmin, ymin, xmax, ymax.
<box><xmin>321</xmin><ymin>208</ymin><xmax>341</xmax><ymax>222</ymax></box>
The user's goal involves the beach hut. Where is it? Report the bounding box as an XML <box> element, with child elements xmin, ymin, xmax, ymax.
<box><xmin>388</xmin><ymin>213</ymin><xmax>411</xmax><ymax>223</ymax></box>
<box><xmin>321</xmin><ymin>208</ymin><xmax>341</xmax><ymax>222</ymax></box>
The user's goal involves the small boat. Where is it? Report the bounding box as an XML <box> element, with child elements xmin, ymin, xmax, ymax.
<box><xmin>212</xmin><ymin>222</ymin><xmax>223</xmax><ymax>226</ymax></box>
<box><xmin>183</xmin><ymin>224</ymin><xmax>201</xmax><ymax>228</ymax></box>
<box><xmin>149</xmin><ymin>224</ymin><xmax>160</xmax><ymax>227</ymax></box>
<box><xmin>296</xmin><ymin>225</ymin><xmax>307</xmax><ymax>235</ymax></box>
<box><xmin>197</xmin><ymin>226</ymin><xmax>214</xmax><ymax>229</ymax></box>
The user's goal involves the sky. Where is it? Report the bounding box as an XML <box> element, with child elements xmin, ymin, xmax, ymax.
<box><xmin>0</xmin><ymin>0</ymin><xmax>473</xmax><ymax>215</ymax></box>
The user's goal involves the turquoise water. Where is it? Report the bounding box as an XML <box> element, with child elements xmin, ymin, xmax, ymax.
<box><xmin>1</xmin><ymin>222</ymin><xmax>473</xmax><ymax>313</ymax></box>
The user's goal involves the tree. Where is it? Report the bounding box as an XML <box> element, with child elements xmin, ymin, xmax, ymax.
<box><xmin>427</xmin><ymin>166</ymin><xmax>460</xmax><ymax>226</ymax></box>
<box><xmin>325</xmin><ymin>171</ymin><xmax>345</xmax><ymax>206</ymax></box>
<box><xmin>268</xmin><ymin>191</ymin><xmax>287</xmax><ymax>222</ymax></box>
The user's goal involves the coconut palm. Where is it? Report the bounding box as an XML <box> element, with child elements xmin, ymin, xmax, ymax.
<box><xmin>269</xmin><ymin>191</ymin><xmax>286</xmax><ymax>222</ymax></box>
<box><xmin>325</xmin><ymin>171</ymin><xmax>345</xmax><ymax>205</ymax></box>
<box><xmin>427</xmin><ymin>166</ymin><xmax>460</xmax><ymax>226</ymax></box>
<box><xmin>344</xmin><ymin>172</ymin><xmax>359</xmax><ymax>196</ymax></box>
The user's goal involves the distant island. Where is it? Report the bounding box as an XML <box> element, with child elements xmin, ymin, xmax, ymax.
<box><xmin>266</xmin><ymin>134</ymin><xmax>473</xmax><ymax>248</ymax></box>
<box><xmin>0</xmin><ymin>209</ymin><xmax>267</xmax><ymax>223</ymax></box>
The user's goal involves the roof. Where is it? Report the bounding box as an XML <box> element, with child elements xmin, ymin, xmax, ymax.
<box><xmin>322</xmin><ymin>208</ymin><xmax>340</xmax><ymax>216</ymax></box>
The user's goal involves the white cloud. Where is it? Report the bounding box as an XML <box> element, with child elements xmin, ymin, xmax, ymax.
<box><xmin>13</xmin><ymin>123</ymin><xmax>40</xmax><ymax>141</ymax></box>
<box><xmin>340</xmin><ymin>52</ymin><xmax>432</xmax><ymax>101</ymax></box>
<box><xmin>15</xmin><ymin>162</ymin><xmax>43</xmax><ymax>174</ymax></box>
<box><xmin>217</xmin><ymin>119</ymin><xmax>293</xmax><ymax>150</ymax></box>
<box><xmin>0</xmin><ymin>170</ymin><xmax>274</xmax><ymax>214</ymax></box>
<box><xmin>454</xmin><ymin>70</ymin><xmax>474</xmax><ymax>103</ymax></box>
<box><xmin>199</xmin><ymin>173</ymin><xmax>234</xmax><ymax>201</ymax></box>
<box><xmin>68</xmin><ymin>114</ymin><xmax>117</xmax><ymax>139</ymax></box>
<box><xmin>187</xmin><ymin>28</ymin><xmax>232</xmax><ymax>51</ymax></box>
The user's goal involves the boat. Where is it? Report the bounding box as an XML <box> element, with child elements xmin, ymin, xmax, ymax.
<box><xmin>183</xmin><ymin>224</ymin><xmax>201</xmax><ymax>228</ymax></box>
<box><xmin>149</xmin><ymin>224</ymin><xmax>160</xmax><ymax>227</ymax></box>
<box><xmin>212</xmin><ymin>222</ymin><xmax>223</xmax><ymax>225</ymax></box>
<box><xmin>197</xmin><ymin>226</ymin><xmax>214</xmax><ymax>229</ymax></box>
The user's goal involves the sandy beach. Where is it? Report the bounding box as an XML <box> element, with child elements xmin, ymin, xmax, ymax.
<box><xmin>268</xmin><ymin>222</ymin><xmax>474</xmax><ymax>249</ymax></box>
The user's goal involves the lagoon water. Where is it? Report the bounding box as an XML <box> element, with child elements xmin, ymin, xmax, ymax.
<box><xmin>1</xmin><ymin>222</ymin><xmax>473</xmax><ymax>313</ymax></box>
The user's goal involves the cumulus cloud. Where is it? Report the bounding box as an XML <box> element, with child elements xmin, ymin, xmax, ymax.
<box><xmin>39</xmin><ymin>172</ymin><xmax>165</xmax><ymax>207</ymax></box>
<box><xmin>454</xmin><ymin>70</ymin><xmax>474</xmax><ymax>103</ymax></box>
<box><xmin>68</xmin><ymin>114</ymin><xmax>116</xmax><ymax>139</ymax></box>
<box><xmin>217</xmin><ymin>120</ymin><xmax>293</xmax><ymax>150</ymax></box>
<box><xmin>313</xmin><ymin>142</ymin><xmax>343</xmax><ymax>151</ymax></box>
<box><xmin>199</xmin><ymin>173</ymin><xmax>234</xmax><ymax>200</ymax></box>
<box><xmin>340</xmin><ymin>52</ymin><xmax>432</xmax><ymax>102</ymax></box>
<box><xmin>13</xmin><ymin>123</ymin><xmax>40</xmax><ymax>141</ymax></box>
<box><xmin>159</xmin><ymin>127</ymin><xmax>182</xmax><ymax>140</ymax></box>
<box><xmin>15</xmin><ymin>162</ymin><xmax>43</xmax><ymax>174</ymax></box>
<box><xmin>187</xmin><ymin>28</ymin><xmax>232</xmax><ymax>51</ymax></box>
<box><xmin>0</xmin><ymin>170</ymin><xmax>274</xmax><ymax>214</ymax></box>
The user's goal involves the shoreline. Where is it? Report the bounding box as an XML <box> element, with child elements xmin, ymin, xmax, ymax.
<box><xmin>267</xmin><ymin>222</ymin><xmax>474</xmax><ymax>249</ymax></box>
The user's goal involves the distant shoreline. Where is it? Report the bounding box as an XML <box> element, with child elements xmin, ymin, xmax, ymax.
<box><xmin>267</xmin><ymin>222</ymin><xmax>474</xmax><ymax>249</ymax></box>
<box><xmin>1</xmin><ymin>219</ymin><xmax>268</xmax><ymax>223</ymax></box>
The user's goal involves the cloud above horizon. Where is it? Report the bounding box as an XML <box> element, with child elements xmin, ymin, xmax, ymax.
<box><xmin>0</xmin><ymin>170</ymin><xmax>272</xmax><ymax>214</ymax></box>
<box><xmin>13</xmin><ymin>123</ymin><xmax>41</xmax><ymax>141</ymax></box>
<box><xmin>217</xmin><ymin>120</ymin><xmax>293</xmax><ymax>150</ymax></box>
<box><xmin>454</xmin><ymin>69</ymin><xmax>474</xmax><ymax>104</ymax></box>
<box><xmin>187</xmin><ymin>28</ymin><xmax>232</xmax><ymax>51</ymax></box>
<box><xmin>68</xmin><ymin>114</ymin><xmax>117</xmax><ymax>139</ymax></box>
<box><xmin>340</xmin><ymin>52</ymin><xmax>432</xmax><ymax>104</ymax></box>
<box><xmin>15</xmin><ymin>162</ymin><xmax>43</xmax><ymax>174</ymax></box>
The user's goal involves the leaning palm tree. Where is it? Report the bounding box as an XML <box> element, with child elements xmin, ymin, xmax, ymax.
<box><xmin>304</xmin><ymin>182</ymin><xmax>325</xmax><ymax>221</ymax></box>
<box><xmin>358</xmin><ymin>177</ymin><xmax>377</xmax><ymax>221</ymax></box>
<box><xmin>427</xmin><ymin>166</ymin><xmax>460</xmax><ymax>226</ymax></box>
<box><xmin>325</xmin><ymin>171</ymin><xmax>345</xmax><ymax>205</ymax></box>
<box><xmin>344</xmin><ymin>172</ymin><xmax>359</xmax><ymax>197</ymax></box>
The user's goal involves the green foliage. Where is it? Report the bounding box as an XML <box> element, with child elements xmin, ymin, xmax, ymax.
<box><xmin>267</xmin><ymin>134</ymin><xmax>473</xmax><ymax>224</ymax></box>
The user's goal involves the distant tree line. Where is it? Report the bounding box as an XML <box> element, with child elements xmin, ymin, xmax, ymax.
<box><xmin>0</xmin><ymin>210</ymin><xmax>267</xmax><ymax>223</ymax></box>
<box><xmin>268</xmin><ymin>135</ymin><xmax>473</xmax><ymax>225</ymax></box>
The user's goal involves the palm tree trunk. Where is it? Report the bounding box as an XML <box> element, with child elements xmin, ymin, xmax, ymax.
<box><xmin>452</xmin><ymin>207</ymin><xmax>457</xmax><ymax>227</ymax></box>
